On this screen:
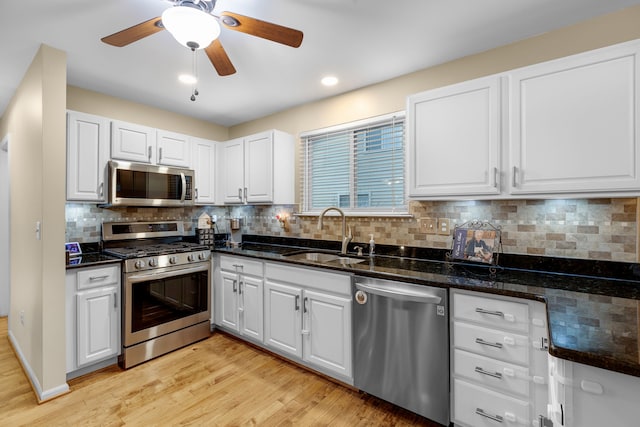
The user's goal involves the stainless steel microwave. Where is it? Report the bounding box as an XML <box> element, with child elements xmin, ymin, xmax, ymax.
<box><xmin>107</xmin><ymin>160</ymin><xmax>195</xmax><ymax>207</ymax></box>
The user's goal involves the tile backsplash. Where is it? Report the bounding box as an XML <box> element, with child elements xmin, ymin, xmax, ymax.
<box><xmin>66</xmin><ymin>197</ymin><xmax>638</xmax><ymax>263</ymax></box>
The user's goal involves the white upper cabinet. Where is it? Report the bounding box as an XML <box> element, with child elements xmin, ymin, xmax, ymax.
<box><xmin>111</xmin><ymin>120</ymin><xmax>191</xmax><ymax>167</ymax></box>
<box><xmin>156</xmin><ymin>130</ymin><xmax>191</xmax><ymax>167</ymax></box>
<box><xmin>509</xmin><ymin>41</ymin><xmax>640</xmax><ymax>195</ymax></box>
<box><xmin>221</xmin><ymin>137</ymin><xmax>245</xmax><ymax>204</ymax></box>
<box><xmin>407</xmin><ymin>38</ymin><xmax>640</xmax><ymax>200</ymax></box>
<box><xmin>220</xmin><ymin>129</ymin><xmax>294</xmax><ymax>205</ymax></box>
<box><xmin>191</xmin><ymin>137</ymin><xmax>217</xmax><ymax>204</ymax></box>
<box><xmin>111</xmin><ymin>120</ymin><xmax>156</xmax><ymax>164</ymax></box>
<box><xmin>66</xmin><ymin>111</ymin><xmax>110</xmax><ymax>202</ymax></box>
<box><xmin>407</xmin><ymin>76</ymin><xmax>502</xmax><ymax>198</ymax></box>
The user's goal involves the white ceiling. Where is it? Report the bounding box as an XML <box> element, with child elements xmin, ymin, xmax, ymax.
<box><xmin>1</xmin><ymin>0</ymin><xmax>640</xmax><ymax>127</ymax></box>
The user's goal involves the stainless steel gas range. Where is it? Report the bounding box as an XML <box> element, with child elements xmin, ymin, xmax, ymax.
<box><xmin>102</xmin><ymin>221</ymin><xmax>211</xmax><ymax>369</ymax></box>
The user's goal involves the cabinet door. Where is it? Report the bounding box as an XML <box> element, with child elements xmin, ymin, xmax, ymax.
<box><xmin>66</xmin><ymin>111</ymin><xmax>110</xmax><ymax>201</ymax></box>
<box><xmin>219</xmin><ymin>270</ymin><xmax>239</xmax><ymax>331</ymax></box>
<box><xmin>302</xmin><ymin>289</ymin><xmax>352</xmax><ymax>379</ymax></box>
<box><xmin>76</xmin><ymin>286</ymin><xmax>119</xmax><ymax>367</ymax></box>
<box><xmin>407</xmin><ymin>76</ymin><xmax>501</xmax><ymax>197</ymax></box>
<box><xmin>221</xmin><ymin>138</ymin><xmax>245</xmax><ymax>203</ymax></box>
<box><xmin>192</xmin><ymin>137</ymin><xmax>217</xmax><ymax>204</ymax></box>
<box><xmin>239</xmin><ymin>274</ymin><xmax>263</xmax><ymax>342</ymax></box>
<box><xmin>264</xmin><ymin>280</ymin><xmax>302</xmax><ymax>358</ymax></box>
<box><xmin>244</xmin><ymin>131</ymin><xmax>274</xmax><ymax>203</ymax></box>
<box><xmin>509</xmin><ymin>42</ymin><xmax>640</xmax><ymax>194</ymax></box>
<box><xmin>157</xmin><ymin>130</ymin><xmax>191</xmax><ymax>167</ymax></box>
<box><xmin>111</xmin><ymin>120</ymin><xmax>156</xmax><ymax>164</ymax></box>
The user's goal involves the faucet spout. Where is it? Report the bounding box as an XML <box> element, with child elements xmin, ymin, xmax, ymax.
<box><xmin>317</xmin><ymin>206</ymin><xmax>352</xmax><ymax>255</ymax></box>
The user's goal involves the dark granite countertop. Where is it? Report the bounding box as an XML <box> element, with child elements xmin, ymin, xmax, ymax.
<box><xmin>216</xmin><ymin>235</ymin><xmax>640</xmax><ymax>378</ymax></box>
<box><xmin>65</xmin><ymin>253</ymin><xmax>122</xmax><ymax>269</ymax></box>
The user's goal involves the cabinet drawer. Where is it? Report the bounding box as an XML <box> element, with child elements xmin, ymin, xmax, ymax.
<box><xmin>453</xmin><ymin>321</ymin><xmax>529</xmax><ymax>366</ymax></box>
<box><xmin>220</xmin><ymin>255</ymin><xmax>263</xmax><ymax>277</ymax></box>
<box><xmin>76</xmin><ymin>265</ymin><xmax>120</xmax><ymax>290</ymax></box>
<box><xmin>265</xmin><ymin>262</ymin><xmax>351</xmax><ymax>295</ymax></box>
<box><xmin>454</xmin><ymin>379</ymin><xmax>530</xmax><ymax>427</ymax></box>
<box><xmin>454</xmin><ymin>349</ymin><xmax>530</xmax><ymax>397</ymax></box>
<box><xmin>453</xmin><ymin>292</ymin><xmax>529</xmax><ymax>332</ymax></box>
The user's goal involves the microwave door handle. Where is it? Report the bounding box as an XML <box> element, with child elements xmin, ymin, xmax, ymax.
<box><xmin>180</xmin><ymin>172</ymin><xmax>186</xmax><ymax>202</ymax></box>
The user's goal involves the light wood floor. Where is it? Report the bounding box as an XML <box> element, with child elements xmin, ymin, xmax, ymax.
<box><xmin>1</xmin><ymin>317</ymin><xmax>443</xmax><ymax>426</ymax></box>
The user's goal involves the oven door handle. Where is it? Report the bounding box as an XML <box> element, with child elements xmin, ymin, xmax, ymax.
<box><xmin>127</xmin><ymin>265</ymin><xmax>209</xmax><ymax>283</ymax></box>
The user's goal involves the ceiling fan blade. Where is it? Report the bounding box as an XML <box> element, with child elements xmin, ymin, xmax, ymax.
<box><xmin>101</xmin><ymin>17</ymin><xmax>164</xmax><ymax>47</ymax></box>
<box><xmin>220</xmin><ymin>12</ymin><xmax>303</xmax><ymax>48</ymax></box>
<box><xmin>204</xmin><ymin>39</ymin><xmax>237</xmax><ymax>76</ymax></box>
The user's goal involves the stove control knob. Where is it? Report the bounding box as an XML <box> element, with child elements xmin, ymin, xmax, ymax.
<box><xmin>134</xmin><ymin>260</ymin><xmax>145</xmax><ymax>269</ymax></box>
<box><xmin>169</xmin><ymin>256</ymin><xmax>177</xmax><ymax>265</ymax></box>
<box><xmin>148</xmin><ymin>258</ymin><xmax>158</xmax><ymax>267</ymax></box>
<box><xmin>187</xmin><ymin>254</ymin><xmax>196</xmax><ymax>262</ymax></box>
<box><xmin>198</xmin><ymin>252</ymin><xmax>207</xmax><ymax>261</ymax></box>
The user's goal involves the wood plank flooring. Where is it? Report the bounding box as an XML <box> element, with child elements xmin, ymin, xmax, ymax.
<box><xmin>0</xmin><ymin>317</ymin><xmax>444</xmax><ymax>426</ymax></box>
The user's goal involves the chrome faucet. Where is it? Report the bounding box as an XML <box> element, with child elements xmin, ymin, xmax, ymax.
<box><xmin>317</xmin><ymin>206</ymin><xmax>352</xmax><ymax>255</ymax></box>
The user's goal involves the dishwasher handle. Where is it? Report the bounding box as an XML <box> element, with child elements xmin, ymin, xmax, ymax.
<box><xmin>355</xmin><ymin>281</ymin><xmax>442</xmax><ymax>304</ymax></box>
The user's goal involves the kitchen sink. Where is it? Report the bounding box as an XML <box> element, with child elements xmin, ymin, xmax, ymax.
<box><xmin>284</xmin><ymin>251</ymin><xmax>365</xmax><ymax>265</ymax></box>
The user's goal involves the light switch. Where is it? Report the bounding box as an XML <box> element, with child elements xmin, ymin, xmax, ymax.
<box><xmin>437</xmin><ymin>218</ymin><xmax>450</xmax><ymax>235</ymax></box>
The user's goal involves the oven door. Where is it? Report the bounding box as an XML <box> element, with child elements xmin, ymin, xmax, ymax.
<box><xmin>123</xmin><ymin>263</ymin><xmax>210</xmax><ymax>347</ymax></box>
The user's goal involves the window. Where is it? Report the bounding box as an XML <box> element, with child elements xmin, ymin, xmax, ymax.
<box><xmin>300</xmin><ymin>112</ymin><xmax>406</xmax><ymax>214</ymax></box>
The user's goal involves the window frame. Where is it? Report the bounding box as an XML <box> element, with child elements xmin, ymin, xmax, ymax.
<box><xmin>299</xmin><ymin>111</ymin><xmax>407</xmax><ymax>216</ymax></box>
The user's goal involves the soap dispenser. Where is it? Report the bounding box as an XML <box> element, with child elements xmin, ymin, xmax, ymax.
<box><xmin>369</xmin><ymin>234</ymin><xmax>375</xmax><ymax>256</ymax></box>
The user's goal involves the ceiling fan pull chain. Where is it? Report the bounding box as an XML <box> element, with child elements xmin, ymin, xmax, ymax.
<box><xmin>190</xmin><ymin>47</ymin><xmax>199</xmax><ymax>101</ymax></box>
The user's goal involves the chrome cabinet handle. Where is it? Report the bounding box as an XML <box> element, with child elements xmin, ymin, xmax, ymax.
<box><xmin>493</xmin><ymin>167</ymin><xmax>498</xmax><ymax>188</ymax></box>
<box><xmin>238</xmin><ymin>188</ymin><xmax>242</xmax><ymax>201</ymax></box>
<box><xmin>158</xmin><ymin>147</ymin><xmax>163</xmax><ymax>162</ymax></box>
<box><xmin>148</xmin><ymin>145</ymin><xmax>152</xmax><ymax>160</ymax></box>
<box><xmin>512</xmin><ymin>166</ymin><xmax>517</xmax><ymax>188</ymax></box>
<box><xmin>114</xmin><ymin>292</ymin><xmax>118</xmax><ymax>309</ymax></box>
<box><xmin>303</xmin><ymin>297</ymin><xmax>308</xmax><ymax>313</ymax></box>
<box><xmin>294</xmin><ymin>295</ymin><xmax>300</xmax><ymax>311</ymax></box>
<box><xmin>475</xmin><ymin>366</ymin><xmax>503</xmax><ymax>379</ymax></box>
<box><xmin>99</xmin><ymin>182</ymin><xmax>104</xmax><ymax>197</ymax></box>
<box><xmin>476</xmin><ymin>337</ymin><xmax>503</xmax><ymax>349</ymax></box>
<box><xmin>89</xmin><ymin>275</ymin><xmax>110</xmax><ymax>281</ymax></box>
<box><xmin>232</xmin><ymin>279</ymin><xmax>237</xmax><ymax>293</ymax></box>
<box><xmin>195</xmin><ymin>188</ymin><xmax>198</xmax><ymax>200</ymax></box>
<box><xmin>476</xmin><ymin>408</ymin><xmax>503</xmax><ymax>423</ymax></box>
<box><xmin>476</xmin><ymin>307</ymin><xmax>504</xmax><ymax>317</ymax></box>
<box><xmin>238</xmin><ymin>281</ymin><xmax>243</xmax><ymax>295</ymax></box>
<box><xmin>243</xmin><ymin>187</ymin><xmax>247</xmax><ymax>203</ymax></box>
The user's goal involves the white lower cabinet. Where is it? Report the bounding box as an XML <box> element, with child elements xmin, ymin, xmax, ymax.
<box><xmin>213</xmin><ymin>255</ymin><xmax>353</xmax><ymax>384</ymax></box>
<box><xmin>451</xmin><ymin>289</ymin><xmax>549</xmax><ymax>427</ymax></box>
<box><xmin>548</xmin><ymin>355</ymin><xmax>640</xmax><ymax>427</ymax></box>
<box><xmin>264</xmin><ymin>281</ymin><xmax>302</xmax><ymax>357</ymax></box>
<box><xmin>66</xmin><ymin>264</ymin><xmax>121</xmax><ymax>377</ymax></box>
<box><xmin>215</xmin><ymin>255</ymin><xmax>264</xmax><ymax>343</ymax></box>
<box><xmin>264</xmin><ymin>262</ymin><xmax>352</xmax><ymax>382</ymax></box>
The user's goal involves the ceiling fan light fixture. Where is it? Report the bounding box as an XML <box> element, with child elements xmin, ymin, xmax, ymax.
<box><xmin>161</xmin><ymin>6</ymin><xmax>221</xmax><ymax>50</ymax></box>
<box><xmin>178</xmin><ymin>73</ymin><xmax>197</xmax><ymax>85</ymax></box>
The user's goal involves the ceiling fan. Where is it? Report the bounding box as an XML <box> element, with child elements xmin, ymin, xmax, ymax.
<box><xmin>101</xmin><ymin>0</ymin><xmax>304</xmax><ymax>77</ymax></box>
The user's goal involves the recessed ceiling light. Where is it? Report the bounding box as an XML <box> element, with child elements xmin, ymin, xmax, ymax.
<box><xmin>321</xmin><ymin>76</ymin><xmax>338</xmax><ymax>86</ymax></box>
<box><xmin>178</xmin><ymin>74</ymin><xmax>197</xmax><ymax>85</ymax></box>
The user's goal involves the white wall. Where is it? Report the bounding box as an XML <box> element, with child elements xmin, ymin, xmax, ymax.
<box><xmin>0</xmin><ymin>134</ymin><xmax>8</xmax><ymax>317</ymax></box>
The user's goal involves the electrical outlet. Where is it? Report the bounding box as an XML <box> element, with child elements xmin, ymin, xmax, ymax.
<box><xmin>19</xmin><ymin>310</ymin><xmax>25</xmax><ymax>326</ymax></box>
<box><xmin>438</xmin><ymin>218</ymin><xmax>450</xmax><ymax>235</ymax></box>
<box><xmin>419</xmin><ymin>217</ymin><xmax>436</xmax><ymax>234</ymax></box>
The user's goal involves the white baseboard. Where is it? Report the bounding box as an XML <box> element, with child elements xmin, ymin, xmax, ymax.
<box><xmin>8</xmin><ymin>329</ymin><xmax>69</xmax><ymax>402</ymax></box>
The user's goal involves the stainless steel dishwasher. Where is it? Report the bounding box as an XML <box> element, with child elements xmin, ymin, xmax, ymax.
<box><xmin>353</xmin><ymin>276</ymin><xmax>449</xmax><ymax>426</ymax></box>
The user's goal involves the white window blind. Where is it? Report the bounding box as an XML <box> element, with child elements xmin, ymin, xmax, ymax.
<box><xmin>300</xmin><ymin>112</ymin><xmax>406</xmax><ymax>214</ymax></box>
